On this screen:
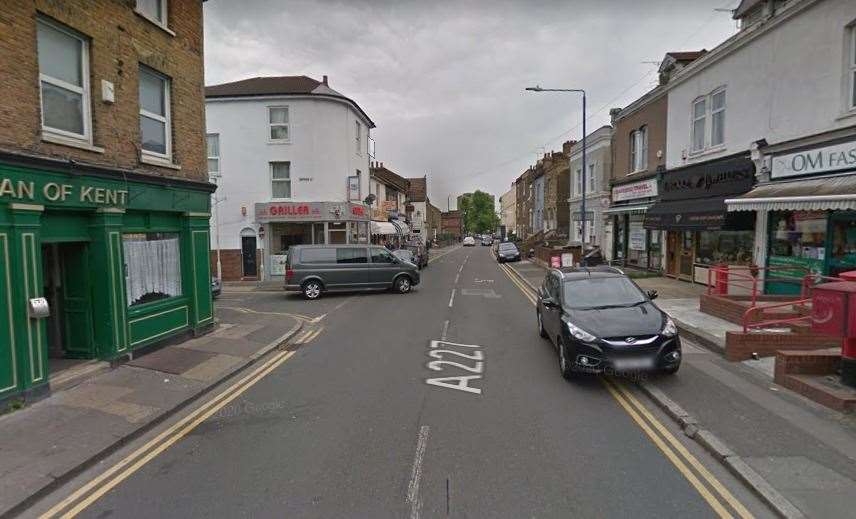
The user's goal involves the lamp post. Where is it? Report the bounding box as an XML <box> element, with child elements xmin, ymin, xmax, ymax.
<box><xmin>525</xmin><ymin>86</ymin><xmax>587</xmax><ymax>252</ymax></box>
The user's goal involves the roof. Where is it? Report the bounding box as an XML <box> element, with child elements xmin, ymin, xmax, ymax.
<box><xmin>205</xmin><ymin>75</ymin><xmax>376</xmax><ymax>128</ymax></box>
<box><xmin>370</xmin><ymin>163</ymin><xmax>410</xmax><ymax>193</ymax></box>
<box><xmin>407</xmin><ymin>177</ymin><xmax>427</xmax><ymax>202</ymax></box>
<box><xmin>665</xmin><ymin>50</ymin><xmax>708</xmax><ymax>62</ymax></box>
<box><xmin>733</xmin><ymin>0</ymin><xmax>764</xmax><ymax>19</ymax></box>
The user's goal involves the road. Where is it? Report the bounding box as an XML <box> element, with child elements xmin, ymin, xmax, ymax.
<box><xmin>31</xmin><ymin>246</ymin><xmax>772</xmax><ymax>518</ymax></box>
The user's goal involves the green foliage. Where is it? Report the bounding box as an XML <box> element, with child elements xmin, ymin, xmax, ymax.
<box><xmin>461</xmin><ymin>190</ymin><xmax>499</xmax><ymax>234</ymax></box>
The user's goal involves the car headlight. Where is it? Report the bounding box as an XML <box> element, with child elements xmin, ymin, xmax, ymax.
<box><xmin>566</xmin><ymin>321</ymin><xmax>596</xmax><ymax>342</ymax></box>
<box><xmin>662</xmin><ymin>317</ymin><xmax>677</xmax><ymax>337</ymax></box>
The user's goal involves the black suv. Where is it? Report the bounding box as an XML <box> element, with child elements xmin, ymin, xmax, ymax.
<box><xmin>535</xmin><ymin>266</ymin><xmax>681</xmax><ymax>379</ymax></box>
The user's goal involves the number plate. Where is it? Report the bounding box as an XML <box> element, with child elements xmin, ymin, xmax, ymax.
<box><xmin>613</xmin><ymin>357</ymin><xmax>655</xmax><ymax>370</ymax></box>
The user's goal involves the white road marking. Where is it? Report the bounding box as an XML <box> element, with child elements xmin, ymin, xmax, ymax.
<box><xmin>430</xmin><ymin>339</ymin><xmax>481</xmax><ymax>349</ymax></box>
<box><xmin>448</xmin><ymin>289</ymin><xmax>456</xmax><ymax>308</ymax></box>
<box><xmin>426</xmin><ymin>376</ymin><xmax>482</xmax><ymax>395</ymax></box>
<box><xmin>425</xmin><ymin>340</ymin><xmax>485</xmax><ymax>395</ymax></box>
<box><xmin>441</xmin><ymin>320</ymin><xmax>449</xmax><ymax>340</ymax></box>
<box><xmin>407</xmin><ymin>425</ymin><xmax>430</xmax><ymax>519</ymax></box>
<box><xmin>454</xmin><ymin>273</ymin><xmax>460</xmax><ymax>284</ymax></box>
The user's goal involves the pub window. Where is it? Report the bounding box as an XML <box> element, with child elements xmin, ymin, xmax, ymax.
<box><xmin>271</xmin><ymin>161</ymin><xmax>292</xmax><ymax>198</ymax></box>
<box><xmin>139</xmin><ymin>66</ymin><xmax>171</xmax><ymax>158</ymax></box>
<box><xmin>37</xmin><ymin>17</ymin><xmax>91</xmax><ymax>143</ymax></box>
<box><xmin>123</xmin><ymin>233</ymin><xmax>182</xmax><ymax>306</ymax></box>
<box><xmin>269</xmin><ymin>106</ymin><xmax>289</xmax><ymax>141</ymax></box>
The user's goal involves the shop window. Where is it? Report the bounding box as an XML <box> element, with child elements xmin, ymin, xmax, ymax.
<box><xmin>695</xmin><ymin>230</ymin><xmax>753</xmax><ymax>265</ymax></box>
<box><xmin>271</xmin><ymin>162</ymin><xmax>291</xmax><ymax>198</ymax></box>
<box><xmin>830</xmin><ymin>218</ymin><xmax>856</xmax><ymax>275</ymax></box>
<box><xmin>337</xmin><ymin>248</ymin><xmax>368</xmax><ymax>264</ymax></box>
<box><xmin>37</xmin><ymin>17</ymin><xmax>90</xmax><ymax>142</ymax></box>
<box><xmin>768</xmin><ymin>211</ymin><xmax>827</xmax><ymax>278</ymax></box>
<box><xmin>269</xmin><ymin>106</ymin><xmax>289</xmax><ymax>141</ymax></box>
<box><xmin>207</xmin><ymin>133</ymin><xmax>219</xmax><ymax>176</ymax></box>
<box><xmin>139</xmin><ymin>66</ymin><xmax>171</xmax><ymax>158</ymax></box>
<box><xmin>123</xmin><ymin>233</ymin><xmax>182</xmax><ymax>306</ymax></box>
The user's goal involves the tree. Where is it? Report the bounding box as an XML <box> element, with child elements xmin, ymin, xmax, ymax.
<box><xmin>460</xmin><ymin>190</ymin><xmax>499</xmax><ymax>234</ymax></box>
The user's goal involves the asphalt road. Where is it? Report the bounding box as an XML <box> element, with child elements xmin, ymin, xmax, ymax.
<box><xmin>32</xmin><ymin>246</ymin><xmax>772</xmax><ymax>518</ymax></box>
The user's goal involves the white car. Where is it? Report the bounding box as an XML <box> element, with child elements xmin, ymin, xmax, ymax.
<box><xmin>463</xmin><ymin>236</ymin><xmax>476</xmax><ymax>246</ymax></box>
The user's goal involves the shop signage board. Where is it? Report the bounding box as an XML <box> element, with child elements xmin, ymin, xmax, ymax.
<box><xmin>629</xmin><ymin>228</ymin><xmax>647</xmax><ymax>250</ymax></box>
<box><xmin>255</xmin><ymin>202</ymin><xmax>370</xmax><ymax>222</ymax></box>
<box><xmin>767</xmin><ymin>255</ymin><xmax>823</xmax><ymax>278</ymax></box>
<box><xmin>772</xmin><ymin>139</ymin><xmax>856</xmax><ymax>179</ymax></box>
<box><xmin>382</xmin><ymin>200</ymin><xmax>397</xmax><ymax>211</ymax></box>
<box><xmin>612</xmin><ymin>178</ymin><xmax>658</xmax><ymax>202</ymax></box>
<box><xmin>660</xmin><ymin>157</ymin><xmax>755</xmax><ymax>202</ymax></box>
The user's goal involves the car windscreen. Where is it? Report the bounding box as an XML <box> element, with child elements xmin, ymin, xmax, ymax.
<box><xmin>498</xmin><ymin>243</ymin><xmax>518</xmax><ymax>252</ymax></box>
<box><xmin>393</xmin><ymin>250</ymin><xmax>414</xmax><ymax>261</ymax></box>
<box><xmin>562</xmin><ymin>277</ymin><xmax>647</xmax><ymax>309</ymax></box>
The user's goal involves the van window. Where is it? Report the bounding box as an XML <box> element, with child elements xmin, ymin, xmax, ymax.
<box><xmin>371</xmin><ymin>248</ymin><xmax>396</xmax><ymax>264</ymax></box>
<box><xmin>300</xmin><ymin>248</ymin><xmax>336</xmax><ymax>264</ymax></box>
<box><xmin>337</xmin><ymin>248</ymin><xmax>368</xmax><ymax>264</ymax></box>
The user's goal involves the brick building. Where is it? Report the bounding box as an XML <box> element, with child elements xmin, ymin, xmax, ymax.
<box><xmin>426</xmin><ymin>202</ymin><xmax>442</xmax><ymax>241</ymax></box>
<box><xmin>515</xmin><ymin>167</ymin><xmax>534</xmax><ymax>239</ymax></box>
<box><xmin>0</xmin><ymin>1</ymin><xmax>214</xmax><ymax>401</ymax></box>
<box><xmin>440</xmin><ymin>209</ymin><xmax>463</xmax><ymax>240</ymax></box>
<box><xmin>541</xmin><ymin>141</ymin><xmax>574</xmax><ymax>237</ymax></box>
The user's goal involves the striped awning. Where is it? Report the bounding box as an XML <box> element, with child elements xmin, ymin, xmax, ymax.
<box><xmin>726</xmin><ymin>174</ymin><xmax>856</xmax><ymax>212</ymax></box>
<box><xmin>602</xmin><ymin>203</ymin><xmax>651</xmax><ymax>215</ymax></box>
<box><xmin>370</xmin><ymin>221</ymin><xmax>398</xmax><ymax>235</ymax></box>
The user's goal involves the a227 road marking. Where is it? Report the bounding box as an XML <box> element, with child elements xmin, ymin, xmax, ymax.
<box><xmin>425</xmin><ymin>340</ymin><xmax>484</xmax><ymax>395</ymax></box>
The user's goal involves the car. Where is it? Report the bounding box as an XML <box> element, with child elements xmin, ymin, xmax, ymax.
<box><xmin>211</xmin><ymin>277</ymin><xmax>221</xmax><ymax>299</ymax></box>
<box><xmin>463</xmin><ymin>236</ymin><xmax>476</xmax><ymax>246</ymax></box>
<box><xmin>496</xmin><ymin>242</ymin><xmax>520</xmax><ymax>262</ymax></box>
<box><xmin>392</xmin><ymin>248</ymin><xmax>417</xmax><ymax>266</ymax></box>
<box><xmin>285</xmin><ymin>244</ymin><xmax>420</xmax><ymax>299</ymax></box>
<box><xmin>481</xmin><ymin>236</ymin><xmax>493</xmax><ymax>246</ymax></box>
<box><xmin>535</xmin><ymin>266</ymin><xmax>681</xmax><ymax>379</ymax></box>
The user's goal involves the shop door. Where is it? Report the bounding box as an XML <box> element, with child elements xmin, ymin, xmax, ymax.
<box><xmin>666</xmin><ymin>232</ymin><xmax>679</xmax><ymax>276</ymax></box>
<box><xmin>241</xmin><ymin>236</ymin><xmax>257</xmax><ymax>277</ymax></box>
<box><xmin>679</xmin><ymin>231</ymin><xmax>695</xmax><ymax>280</ymax></box>
<box><xmin>60</xmin><ymin>243</ymin><xmax>94</xmax><ymax>358</ymax></box>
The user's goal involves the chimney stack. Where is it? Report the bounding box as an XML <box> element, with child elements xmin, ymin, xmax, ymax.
<box><xmin>609</xmin><ymin>107</ymin><xmax>622</xmax><ymax>125</ymax></box>
<box><xmin>322</xmin><ymin>75</ymin><xmax>328</xmax><ymax>86</ymax></box>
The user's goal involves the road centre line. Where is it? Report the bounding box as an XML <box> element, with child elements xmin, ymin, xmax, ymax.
<box><xmin>448</xmin><ymin>289</ymin><xmax>456</xmax><ymax>308</ymax></box>
<box><xmin>40</xmin><ymin>349</ymin><xmax>297</xmax><ymax>518</ymax></box>
<box><xmin>454</xmin><ymin>273</ymin><xmax>460</xmax><ymax>284</ymax></box>
<box><xmin>406</xmin><ymin>425</ymin><xmax>430</xmax><ymax>519</ymax></box>
<box><xmin>441</xmin><ymin>320</ymin><xmax>449</xmax><ymax>340</ymax></box>
<box><xmin>498</xmin><ymin>260</ymin><xmax>752</xmax><ymax>518</ymax></box>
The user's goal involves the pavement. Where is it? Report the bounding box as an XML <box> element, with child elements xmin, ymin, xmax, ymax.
<box><xmin>506</xmin><ymin>259</ymin><xmax>856</xmax><ymax>518</ymax></box>
<box><xmin>0</xmin><ymin>301</ymin><xmax>305</xmax><ymax>517</ymax></box>
<box><xmin>25</xmin><ymin>246</ymin><xmax>774</xmax><ymax>518</ymax></box>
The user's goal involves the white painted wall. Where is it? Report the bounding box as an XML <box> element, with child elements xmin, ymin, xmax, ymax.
<box><xmin>666</xmin><ymin>0</ymin><xmax>856</xmax><ymax>168</ymax></box>
<box><xmin>207</xmin><ymin>96</ymin><xmax>372</xmax><ymax>249</ymax></box>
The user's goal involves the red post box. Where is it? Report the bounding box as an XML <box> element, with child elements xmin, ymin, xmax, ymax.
<box><xmin>811</xmin><ymin>278</ymin><xmax>856</xmax><ymax>387</ymax></box>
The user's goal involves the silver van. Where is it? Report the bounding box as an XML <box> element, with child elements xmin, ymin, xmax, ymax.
<box><xmin>285</xmin><ymin>245</ymin><xmax>421</xmax><ymax>299</ymax></box>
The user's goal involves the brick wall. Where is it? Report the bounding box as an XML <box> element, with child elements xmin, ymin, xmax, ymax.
<box><xmin>210</xmin><ymin>249</ymin><xmax>261</xmax><ymax>281</ymax></box>
<box><xmin>0</xmin><ymin>0</ymin><xmax>207</xmax><ymax>182</ymax></box>
<box><xmin>700</xmin><ymin>293</ymin><xmax>803</xmax><ymax>325</ymax></box>
<box><xmin>725</xmin><ymin>332</ymin><xmax>841</xmax><ymax>361</ymax></box>
<box><xmin>611</xmin><ymin>91</ymin><xmax>667</xmax><ymax>180</ymax></box>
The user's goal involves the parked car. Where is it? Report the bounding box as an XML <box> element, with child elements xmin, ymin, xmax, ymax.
<box><xmin>481</xmin><ymin>236</ymin><xmax>493</xmax><ymax>246</ymax></box>
<box><xmin>211</xmin><ymin>277</ymin><xmax>221</xmax><ymax>299</ymax></box>
<box><xmin>496</xmin><ymin>242</ymin><xmax>520</xmax><ymax>262</ymax></box>
<box><xmin>401</xmin><ymin>240</ymin><xmax>428</xmax><ymax>269</ymax></box>
<box><xmin>463</xmin><ymin>236</ymin><xmax>476</xmax><ymax>246</ymax></box>
<box><xmin>535</xmin><ymin>266</ymin><xmax>681</xmax><ymax>379</ymax></box>
<box><xmin>392</xmin><ymin>249</ymin><xmax>417</xmax><ymax>266</ymax></box>
<box><xmin>285</xmin><ymin>245</ymin><xmax>420</xmax><ymax>299</ymax></box>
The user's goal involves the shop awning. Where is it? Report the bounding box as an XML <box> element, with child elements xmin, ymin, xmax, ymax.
<box><xmin>602</xmin><ymin>203</ymin><xmax>651</xmax><ymax>215</ymax></box>
<box><xmin>391</xmin><ymin>220</ymin><xmax>410</xmax><ymax>235</ymax></box>
<box><xmin>370</xmin><ymin>221</ymin><xmax>398</xmax><ymax>235</ymax></box>
<box><xmin>726</xmin><ymin>175</ymin><xmax>856</xmax><ymax>212</ymax></box>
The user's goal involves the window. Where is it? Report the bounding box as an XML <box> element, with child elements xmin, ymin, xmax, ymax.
<box><xmin>355</xmin><ymin>121</ymin><xmax>362</xmax><ymax>154</ymax></box>
<box><xmin>849</xmin><ymin>27</ymin><xmax>856</xmax><ymax>110</ymax></box>
<box><xmin>37</xmin><ymin>18</ymin><xmax>90</xmax><ymax>141</ymax></box>
<box><xmin>575</xmin><ymin>169</ymin><xmax>582</xmax><ymax>196</ymax></box>
<box><xmin>711</xmin><ymin>90</ymin><xmax>726</xmax><ymax>146</ymax></box>
<box><xmin>136</xmin><ymin>0</ymin><xmax>167</xmax><ymax>27</ymax></box>
<box><xmin>630</xmin><ymin>126</ymin><xmax>648</xmax><ymax>172</ymax></box>
<box><xmin>207</xmin><ymin>134</ymin><xmax>219</xmax><ymax>175</ymax></box>
<box><xmin>301</xmin><ymin>248</ymin><xmax>336</xmax><ymax>264</ymax></box>
<box><xmin>629</xmin><ymin>130</ymin><xmax>637</xmax><ymax>172</ymax></box>
<box><xmin>139</xmin><ymin>66</ymin><xmax>171</xmax><ymax>157</ymax></box>
<box><xmin>269</xmin><ymin>106</ymin><xmax>289</xmax><ymax>141</ymax></box>
<box><xmin>271</xmin><ymin>162</ymin><xmax>291</xmax><ymax>198</ymax></box>
<box><xmin>588</xmin><ymin>163</ymin><xmax>596</xmax><ymax>192</ymax></box>
<box><xmin>691</xmin><ymin>98</ymin><xmax>706</xmax><ymax>152</ymax></box>
<box><xmin>123</xmin><ymin>233</ymin><xmax>181</xmax><ymax>306</ymax></box>
<box><xmin>371</xmin><ymin>247</ymin><xmax>396</xmax><ymax>263</ymax></box>
<box><xmin>337</xmin><ymin>247</ymin><xmax>368</xmax><ymax>264</ymax></box>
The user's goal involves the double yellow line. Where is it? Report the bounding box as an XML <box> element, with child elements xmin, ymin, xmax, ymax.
<box><xmin>40</xmin><ymin>349</ymin><xmax>297</xmax><ymax>518</ymax></box>
<box><xmin>497</xmin><ymin>261</ymin><xmax>753</xmax><ymax>519</ymax></box>
<box><xmin>292</xmin><ymin>326</ymin><xmax>323</xmax><ymax>345</ymax></box>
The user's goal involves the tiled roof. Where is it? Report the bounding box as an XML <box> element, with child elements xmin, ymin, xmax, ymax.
<box><xmin>370</xmin><ymin>163</ymin><xmax>410</xmax><ymax>193</ymax></box>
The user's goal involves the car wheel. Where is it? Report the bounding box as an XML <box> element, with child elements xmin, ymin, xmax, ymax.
<box><xmin>558</xmin><ymin>339</ymin><xmax>574</xmax><ymax>380</ymax></box>
<box><xmin>394</xmin><ymin>276</ymin><xmax>412</xmax><ymax>294</ymax></box>
<box><xmin>661</xmin><ymin>363</ymin><xmax>680</xmax><ymax>375</ymax></box>
<box><xmin>302</xmin><ymin>280</ymin><xmax>322</xmax><ymax>300</ymax></box>
<box><xmin>537</xmin><ymin>309</ymin><xmax>547</xmax><ymax>338</ymax></box>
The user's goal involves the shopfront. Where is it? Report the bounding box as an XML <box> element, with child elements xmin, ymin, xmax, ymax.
<box><xmin>0</xmin><ymin>159</ymin><xmax>214</xmax><ymax>400</ymax></box>
<box><xmin>645</xmin><ymin>155</ymin><xmax>755</xmax><ymax>282</ymax></box>
<box><xmin>606</xmin><ymin>177</ymin><xmax>661</xmax><ymax>270</ymax></box>
<box><xmin>254</xmin><ymin>201</ymin><xmax>370</xmax><ymax>280</ymax></box>
<box><xmin>727</xmin><ymin>137</ymin><xmax>856</xmax><ymax>294</ymax></box>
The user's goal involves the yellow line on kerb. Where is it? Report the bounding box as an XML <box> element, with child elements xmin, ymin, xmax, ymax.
<box><xmin>40</xmin><ymin>350</ymin><xmax>296</xmax><ymax>519</ymax></box>
<box><xmin>498</xmin><ymin>260</ymin><xmax>752</xmax><ymax>519</ymax></box>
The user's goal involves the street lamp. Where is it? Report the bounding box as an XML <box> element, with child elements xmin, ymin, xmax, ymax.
<box><xmin>525</xmin><ymin>86</ymin><xmax>587</xmax><ymax>252</ymax></box>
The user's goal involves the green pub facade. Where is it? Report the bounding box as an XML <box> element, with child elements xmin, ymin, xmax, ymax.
<box><xmin>0</xmin><ymin>156</ymin><xmax>214</xmax><ymax>400</ymax></box>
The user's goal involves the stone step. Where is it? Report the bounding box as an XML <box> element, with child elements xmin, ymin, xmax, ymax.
<box><xmin>782</xmin><ymin>373</ymin><xmax>856</xmax><ymax>412</ymax></box>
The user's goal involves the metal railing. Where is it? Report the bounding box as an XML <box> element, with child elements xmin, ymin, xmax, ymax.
<box><xmin>705</xmin><ymin>264</ymin><xmax>810</xmax><ymax>307</ymax></box>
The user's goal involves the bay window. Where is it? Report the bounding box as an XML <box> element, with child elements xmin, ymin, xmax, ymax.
<box><xmin>124</xmin><ymin>233</ymin><xmax>182</xmax><ymax>306</ymax></box>
<box><xmin>139</xmin><ymin>66</ymin><xmax>171</xmax><ymax>158</ymax></box>
<box><xmin>37</xmin><ymin>18</ymin><xmax>90</xmax><ymax>142</ymax></box>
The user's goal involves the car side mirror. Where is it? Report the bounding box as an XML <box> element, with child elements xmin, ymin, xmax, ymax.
<box><xmin>647</xmin><ymin>290</ymin><xmax>658</xmax><ymax>300</ymax></box>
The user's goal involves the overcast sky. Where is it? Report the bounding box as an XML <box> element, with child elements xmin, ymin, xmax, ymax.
<box><xmin>203</xmin><ymin>0</ymin><xmax>739</xmax><ymax>210</ymax></box>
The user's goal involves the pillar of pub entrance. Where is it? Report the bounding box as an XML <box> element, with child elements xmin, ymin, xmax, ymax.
<box><xmin>182</xmin><ymin>212</ymin><xmax>215</xmax><ymax>336</ymax></box>
<box><xmin>87</xmin><ymin>208</ymin><xmax>130</xmax><ymax>359</ymax></box>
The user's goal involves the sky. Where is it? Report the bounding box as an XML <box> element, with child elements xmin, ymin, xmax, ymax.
<box><xmin>203</xmin><ymin>0</ymin><xmax>740</xmax><ymax>210</ymax></box>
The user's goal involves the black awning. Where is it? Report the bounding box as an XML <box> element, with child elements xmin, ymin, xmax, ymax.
<box><xmin>644</xmin><ymin>197</ymin><xmax>754</xmax><ymax>231</ymax></box>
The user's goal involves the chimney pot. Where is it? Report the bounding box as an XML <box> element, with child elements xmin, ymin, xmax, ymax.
<box><xmin>322</xmin><ymin>75</ymin><xmax>328</xmax><ymax>85</ymax></box>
